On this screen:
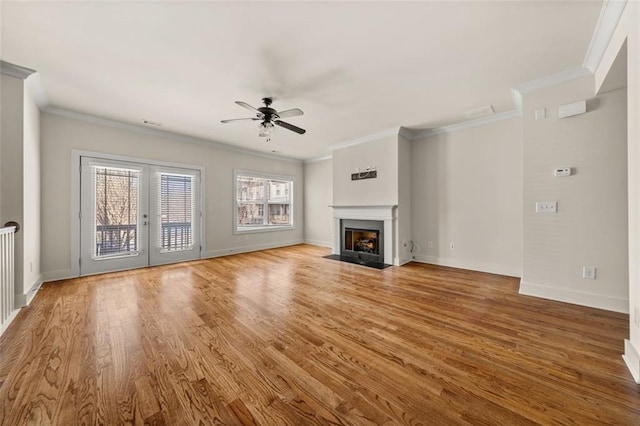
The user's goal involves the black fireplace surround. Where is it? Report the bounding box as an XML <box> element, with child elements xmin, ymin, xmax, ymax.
<box><xmin>340</xmin><ymin>219</ymin><xmax>384</xmax><ymax>264</ymax></box>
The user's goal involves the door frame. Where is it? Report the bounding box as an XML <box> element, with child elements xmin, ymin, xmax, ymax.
<box><xmin>70</xmin><ymin>149</ymin><xmax>206</xmax><ymax>277</ymax></box>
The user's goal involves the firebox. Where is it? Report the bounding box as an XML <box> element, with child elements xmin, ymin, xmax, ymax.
<box><xmin>340</xmin><ymin>219</ymin><xmax>384</xmax><ymax>263</ymax></box>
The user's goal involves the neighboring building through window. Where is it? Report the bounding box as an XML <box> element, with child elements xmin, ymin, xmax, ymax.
<box><xmin>235</xmin><ymin>171</ymin><xmax>293</xmax><ymax>232</ymax></box>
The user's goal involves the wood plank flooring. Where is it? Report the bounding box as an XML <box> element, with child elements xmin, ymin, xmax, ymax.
<box><xmin>0</xmin><ymin>244</ymin><xmax>638</xmax><ymax>425</ymax></box>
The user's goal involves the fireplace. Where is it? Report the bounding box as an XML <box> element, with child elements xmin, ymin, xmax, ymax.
<box><xmin>331</xmin><ymin>205</ymin><xmax>396</xmax><ymax>266</ymax></box>
<box><xmin>340</xmin><ymin>219</ymin><xmax>384</xmax><ymax>263</ymax></box>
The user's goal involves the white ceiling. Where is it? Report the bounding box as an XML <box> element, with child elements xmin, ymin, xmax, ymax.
<box><xmin>1</xmin><ymin>1</ymin><xmax>603</xmax><ymax>160</ymax></box>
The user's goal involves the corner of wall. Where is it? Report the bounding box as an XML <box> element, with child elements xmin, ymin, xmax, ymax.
<box><xmin>15</xmin><ymin>274</ymin><xmax>43</xmax><ymax>307</ymax></box>
<box><xmin>623</xmin><ymin>339</ymin><xmax>640</xmax><ymax>384</ymax></box>
<box><xmin>519</xmin><ymin>280</ymin><xmax>629</xmax><ymax>314</ymax></box>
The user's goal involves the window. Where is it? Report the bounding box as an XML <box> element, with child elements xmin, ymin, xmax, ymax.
<box><xmin>235</xmin><ymin>171</ymin><xmax>293</xmax><ymax>233</ymax></box>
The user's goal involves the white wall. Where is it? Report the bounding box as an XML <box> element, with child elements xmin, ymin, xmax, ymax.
<box><xmin>303</xmin><ymin>158</ymin><xmax>332</xmax><ymax>247</ymax></box>
<box><xmin>41</xmin><ymin>112</ymin><xmax>304</xmax><ymax>280</ymax></box>
<box><xmin>23</xmin><ymin>77</ymin><xmax>41</xmax><ymax>298</ymax></box>
<box><xmin>411</xmin><ymin>117</ymin><xmax>523</xmax><ymax>277</ymax></box>
<box><xmin>332</xmin><ymin>135</ymin><xmax>398</xmax><ymax>206</ymax></box>
<box><xmin>520</xmin><ymin>78</ymin><xmax>628</xmax><ymax>313</ymax></box>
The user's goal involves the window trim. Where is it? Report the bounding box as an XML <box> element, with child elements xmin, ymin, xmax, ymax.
<box><xmin>233</xmin><ymin>169</ymin><xmax>295</xmax><ymax>234</ymax></box>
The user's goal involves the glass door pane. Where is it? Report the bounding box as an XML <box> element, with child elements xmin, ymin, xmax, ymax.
<box><xmin>149</xmin><ymin>166</ymin><xmax>200</xmax><ymax>266</ymax></box>
<box><xmin>80</xmin><ymin>157</ymin><xmax>149</xmax><ymax>275</ymax></box>
<box><xmin>93</xmin><ymin>166</ymin><xmax>140</xmax><ymax>258</ymax></box>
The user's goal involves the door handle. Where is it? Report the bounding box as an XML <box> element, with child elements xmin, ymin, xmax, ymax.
<box><xmin>143</xmin><ymin>214</ymin><xmax>148</xmax><ymax>226</ymax></box>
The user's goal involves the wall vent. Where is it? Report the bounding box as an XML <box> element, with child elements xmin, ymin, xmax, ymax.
<box><xmin>142</xmin><ymin>119</ymin><xmax>163</xmax><ymax>127</ymax></box>
<box><xmin>465</xmin><ymin>105</ymin><xmax>494</xmax><ymax>120</ymax></box>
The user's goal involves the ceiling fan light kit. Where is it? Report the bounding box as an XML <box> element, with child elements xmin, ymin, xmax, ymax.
<box><xmin>221</xmin><ymin>97</ymin><xmax>306</xmax><ymax>140</ymax></box>
<box><xmin>258</xmin><ymin>121</ymin><xmax>275</xmax><ymax>138</ymax></box>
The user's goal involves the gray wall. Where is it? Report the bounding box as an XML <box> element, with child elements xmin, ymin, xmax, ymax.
<box><xmin>0</xmin><ymin>75</ymin><xmax>25</xmax><ymax>295</ymax></box>
<box><xmin>411</xmin><ymin>117</ymin><xmax>523</xmax><ymax>277</ymax></box>
<box><xmin>41</xmin><ymin>112</ymin><xmax>304</xmax><ymax>280</ymax></box>
<box><xmin>23</xmin><ymin>77</ymin><xmax>41</xmax><ymax>296</ymax></box>
<box><xmin>303</xmin><ymin>158</ymin><xmax>332</xmax><ymax>247</ymax></box>
<box><xmin>397</xmin><ymin>134</ymin><xmax>412</xmax><ymax>264</ymax></box>
<box><xmin>593</xmin><ymin>1</ymin><xmax>639</xmax><ymax>376</ymax></box>
<box><xmin>0</xmin><ymin>73</ymin><xmax>42</xmax><ymax>302</ymax></box>
<box><xmin>520</xmin><ymin>80</ymin><xmax>628</xmax><ymax>313</ymax></box>
<box><xmin>332</xmin><ymin>135</ymin><xmax>398</xmax><ymax>206</ymax></box>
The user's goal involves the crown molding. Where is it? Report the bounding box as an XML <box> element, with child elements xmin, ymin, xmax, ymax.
<box><xmin>398</xmin><ymin>127</ymin><xmax>414</xmax><ymax>140</ymax></box>
<box><xmin>583</xmin><ymin>0</ymin><xmax>627</xmax><ymax>73</ymax></box>
<box><xmin>304</xmin><ymin>155</ymin><xmax>332</xmax><ymax>164</ymax></box>
<box><xmin>330</xmin><ymin>127</ymin><xmax>404</xmax><ymax>151</ymax></box>
<box><xmin>44</xmin><ymin>106</ymin><xmax>302</xmax><ymax>164</ymax></box>
<box><xmin>512</xmin><ymin>67</ymin><xmax>592</xmax><ymax>98</ymax></box>
<box><xmin>511</xmin><ymin>88</ymin><xmax>524</xmax><ymax>113</ymax></box>
<box><xmin>0</xmin><ymin>60</ymin><xmax>36</xmax><ymax>79</ymax></box>
<box><xmin>1</xmin><ymin>60</ymin><xmax>49</xmax><ymax>109</ymax></box>
<box><xmin>24</xmin><ymin>73</ymin><xmax>50</xmax><ymax>110</ymax></box>
<box><xmin>409</xmin><ymin>109</ymin><xmax>521</xmax><ymax>140</ymax></box>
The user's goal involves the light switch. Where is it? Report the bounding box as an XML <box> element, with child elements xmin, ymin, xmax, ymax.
<box><xmin>554</xmin><ymin>168</ymin><xmax>572</xmax><ymax>177</ymax></box>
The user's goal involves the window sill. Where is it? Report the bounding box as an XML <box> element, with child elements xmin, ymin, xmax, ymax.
<box><xmin>234</xmin><ymin>225</ymin><xmax>294</xmax><ymax>235</ymax></box>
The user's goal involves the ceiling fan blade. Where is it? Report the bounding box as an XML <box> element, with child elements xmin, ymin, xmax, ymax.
<box><xmin>221</xmin><ymin>117</ymin><xmax>261</xmax><ymax>123</ymax></box>
<box><xmin>277</xmin><ymin>108</ymin><xmax>304</xmax><ymax>119</ymax></box>
<box><xmin>275</xmin><ymin>120</ymin><xmax>306</xmax><ymax>134</ymax></box>
<box><xmin>235</xmin><ymin>101</ymin><xmax>263</xmax><ymax>116</ymax></box>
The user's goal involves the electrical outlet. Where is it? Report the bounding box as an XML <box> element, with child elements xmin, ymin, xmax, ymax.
<box><xmin>428</xmin><ymin>241</ymin><xmax>433</xmax><ymax>249</ymax></box>
<box><xmin>536</xmin><ymin>201</ymin><xmax>557</xmax><ymax>213</ymax></box>
<box><xmin>450</xmin><ymin>243</ymin><xmax>455</xmax><ymax>251</ymax></box>
<box><xmin>582</xmin><ymin>266</ymin><xmax>597</xmax><ymax>279</ymax></box>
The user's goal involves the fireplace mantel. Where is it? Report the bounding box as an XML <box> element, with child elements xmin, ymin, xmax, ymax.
<box><xmin>331</xmin><ymin>205</ymin><xmax>397</xmax><ymax>265</ymax></box>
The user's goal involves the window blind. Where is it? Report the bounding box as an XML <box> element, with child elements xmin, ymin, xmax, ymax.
<box><xmin>157</xmin><ymin>173</ymin><xmax>195</xmax><ymax>252</ymax></box>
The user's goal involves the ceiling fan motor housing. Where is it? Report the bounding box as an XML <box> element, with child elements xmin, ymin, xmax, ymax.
<box><xmin>259</xmin><ymin>98</ymin><xmax>277</xmax><ymax>121</ymax></box>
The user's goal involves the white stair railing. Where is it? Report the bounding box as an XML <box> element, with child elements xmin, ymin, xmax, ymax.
<box><xmin>0</xmin><ymin>225</ymin><xmax>17</xmax><ymax>336</ymax></box>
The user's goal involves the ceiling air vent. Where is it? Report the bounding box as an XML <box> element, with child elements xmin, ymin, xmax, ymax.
<box><xmin>142</xmin><ymin>119</ymin><xmax>163</xmax><ymax>127</ymax></box>
<box><xmin>464</xmin><ymin>105</ymin><xmax>494</xmax><ymax>120</ymax></box>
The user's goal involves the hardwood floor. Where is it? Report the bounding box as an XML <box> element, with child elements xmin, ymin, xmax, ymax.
<box><xmin>0</xmin><ymin>244</ymin><xmax>638</xmax><ymax>425</ymax></box>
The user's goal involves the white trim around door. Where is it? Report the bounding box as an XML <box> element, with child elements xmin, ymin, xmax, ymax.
<box><xmin>71</xmin><ymin>150</ymin><xmax>206</xmax><ymax>277</ymax></box>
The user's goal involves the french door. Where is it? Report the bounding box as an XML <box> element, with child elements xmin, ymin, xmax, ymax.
<box><xmin>80</xmin><ymin>157</ymin><xmax>201</xmax><ymax>275</ymax></box>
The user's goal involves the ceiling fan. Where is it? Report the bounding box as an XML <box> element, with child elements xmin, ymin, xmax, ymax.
<box><xmin>221</xmin><ymin>97</ymin><xmax>306</xmax><ymax>139</ymax></box>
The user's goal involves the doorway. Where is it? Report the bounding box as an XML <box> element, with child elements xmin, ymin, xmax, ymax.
<box><xmin>79</xmin><ymin>156</ymin><xmax>201</xmax><ymax>275</ymax></box>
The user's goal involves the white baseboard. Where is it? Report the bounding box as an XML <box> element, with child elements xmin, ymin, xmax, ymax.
<box><xmin>0</xmin><ymin>308</ymin><xmax>19</xmax><ymax>337</ymax></box>
<box><xmin>413</xmin><ymin>254</ymin><xmax>521</xmax><ymax>278</ymax></box>
<box><xmin>42</xmin><ymin>241</ymin><xmax>305</xmax><ymax>282</ymax></box>
<box><xmin>623</xmin><ymin>339</ymin><xmax>640</xmax><ymax>384</ymax></box>
<box><xmin>204</xmin><ymin>239</ymin><xmax>304</xmax><ymax>259</ymax></box>
<box><xmin>519</xmin><ymin>280</ymin><xmax>628</xmax><ymax>313</ymax></box>
<box><xmin>304</xmin><ymin>239</ymin><xmax>332</xmax><ymax>248</ymax></box>
<box><xmin>15</xmin><ymin>274</ymin><xmax>43</xmax><ymax>307</ymax></box>
<box><xmin>42</xmin><ymin>269</ymin><xmax>75</xmax><ymax>283</ymax></box>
